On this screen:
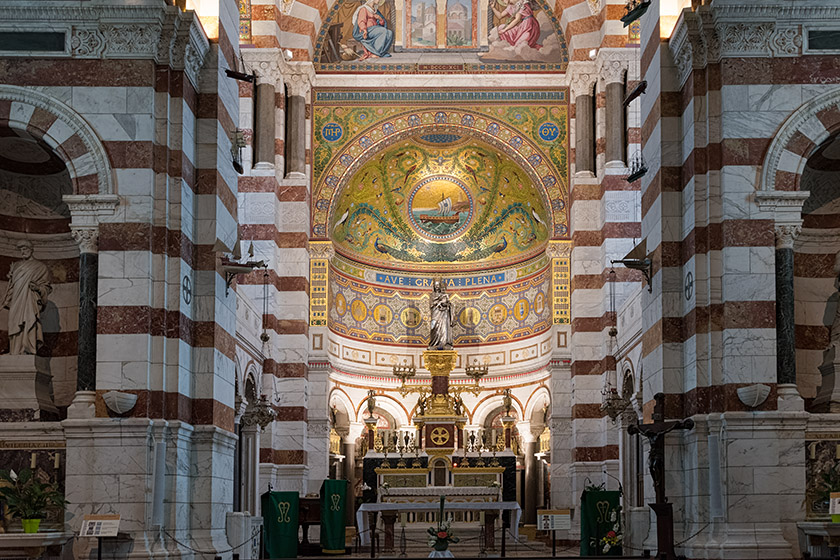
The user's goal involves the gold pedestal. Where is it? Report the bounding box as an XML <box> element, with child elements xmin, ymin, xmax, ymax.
<box><xmin>423</xmin><ymin>349</ymin><xmax>458</xmax><ymax>376</ymax></box>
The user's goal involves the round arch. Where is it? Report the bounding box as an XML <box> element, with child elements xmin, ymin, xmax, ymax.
<box><xmin>761</xmin><ymin>88</ymin><xmax>840</xmax><ymax>192</ymax></box>
<box><xmin>0</xmin><ymin>85</ymin><xmax>115</xmax><ymax>196</ymax></box>
<box><xmin>356</xmin><ymin>393</ymin><xmax>410</xmax><ymax>426</ymax></box>
<box><xmin>471</xmin><ymin>392</ymin><xmax>524</xmax><ymax>426</ymax></box>
<box><xmin>312</xmin><ymin>113</ymin><xmax>569</xmax><ymax>240</ymax></box>
<box><xmin>523</xmin><ymin>385</ymin><xmax>551</xmax><ymax>422</ymax></box>
<box><xmin>329</xmin><ymin>387</ymin><xmax>356</xmax><ymax>422</ymax></box>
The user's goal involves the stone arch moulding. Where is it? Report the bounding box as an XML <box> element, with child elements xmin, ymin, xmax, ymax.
<box><xmin>761</xmin><ymin>87</ymin><xmax>840</xmax><ymax>193</ymax></box>
<box><xmin>329</xmin><ymin>387</ymin><xmax>355</xmax><ymax>421</ymax></box>
<box><xmin>0</xmin><ymin>85</ymin><xmax>115</xmax><ymax>196</ymax></box>
<box><xmin>312</xmin><ymin>112</ymin><xmax>570</xmax><ymax>240</ymax></box>
<box><xmin>356</xmin><ymin>392</ymin><xmax>410</xmax><ymax>425</ymax></box>
<box><xmin>523</xmin><ymin>385</ymin><xmax>551</xmax><ymax>421</ymax></box>
<box><xmin>471</xmin><ymin>392</ymin><xmax>524</xmax><ymax>426</ymax></box>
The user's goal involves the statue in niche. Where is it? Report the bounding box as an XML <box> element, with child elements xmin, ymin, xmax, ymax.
<box><xmin>428</xmin><ymin>279</ymin><xmax>455</xmax><ymax>350</ymax></box>
<box><xmin>2</xmin><ymin>240</ymin><xmax>52</xmax><ymax>355</ymax></box>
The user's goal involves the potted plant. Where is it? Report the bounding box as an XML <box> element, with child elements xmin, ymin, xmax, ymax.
<box><xmin>0</xmin><ymin>469</ymin><xmax>67</xmax><ymax>533</ymax></box>
<box><xmin>427</xmin><ymin>496</ymin><xmax>459</xmax><ymax>557</ymax></box>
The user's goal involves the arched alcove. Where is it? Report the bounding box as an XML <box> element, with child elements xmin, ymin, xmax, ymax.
<box><xmin>0</xmin><ymin>126</ymin><xmax>79</xmax><ymax>411</ymax></box>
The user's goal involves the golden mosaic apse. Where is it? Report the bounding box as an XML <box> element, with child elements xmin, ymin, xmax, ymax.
<box><xmin>329</xmin><ymin>134</ymin><xmax>550</xmax><ymax>271</ymax></box>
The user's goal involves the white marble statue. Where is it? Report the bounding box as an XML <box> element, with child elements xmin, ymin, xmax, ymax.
<box><xmin>2</xmin><ymin>240</ymin><xmax>52</xmax><ymax>355</ymax></box>
<box><xmin>429</xmin><ymin>279</ymin><xmax>455</xmax><ymax>350</ymax></box>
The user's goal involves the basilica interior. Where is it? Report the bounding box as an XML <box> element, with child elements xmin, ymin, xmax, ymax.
<box><xmin>2</xmin><ymin>0</ymin><xmax>840</xmax><ymax>558</ymax></box>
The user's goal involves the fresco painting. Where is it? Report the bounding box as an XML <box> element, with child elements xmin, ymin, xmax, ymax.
<box><xmin>409</xmin><ymin>0</ymin><xmax>437</xmax><ymax>47</ymax></box>
<box><xmin>445</xmin><ymin>0</ymin><xmax>475</xmax><ymax>47</ymax></box>
<box><xmin>314</xmin><ymin>0</ymin><xmax>567</xmax><ymax>70</ymax></box>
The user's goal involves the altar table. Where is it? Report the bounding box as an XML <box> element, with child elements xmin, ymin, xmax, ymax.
<box><xmin>356</xmin><ymin>501</ymin><xmax>522</xmax><ymax>548</ymax></box>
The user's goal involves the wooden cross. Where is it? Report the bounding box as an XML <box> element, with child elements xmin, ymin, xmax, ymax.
<box><xmin>627</xmin><ymin>392</ymin><xmax>694</xmax><ymax>560</ymax></box>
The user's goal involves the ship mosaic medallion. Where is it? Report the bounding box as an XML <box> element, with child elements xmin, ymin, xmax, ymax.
<box><xmin>407</xmin><ymin>175</ymin><xmax>474</xmax><ymax>240</ymax></box>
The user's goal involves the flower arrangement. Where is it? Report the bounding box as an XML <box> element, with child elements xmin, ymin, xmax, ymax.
<box><xmin>599</xmin><ymin>509</ymin><xmax>623</xmax><ymax>554</ymax></box>
<box><xmin>427</xmin><ymin>496</ymin><xmax>460</xmax><ymax>552</ymax></box>
<box><xmin>0</xmin><ymin>469</ymin><xmax>67</xmax><ymax>533</ymax></box>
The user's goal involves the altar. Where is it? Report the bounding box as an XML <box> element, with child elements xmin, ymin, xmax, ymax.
<box><xmin>356</xmin><ymin>339</ymin><xmax>523</xmax><ymax>556</ymax></box>
<box><xmin>356</xmin><ymin>501</ymin><xmax>522</xmax><ymax>548</ymax></box>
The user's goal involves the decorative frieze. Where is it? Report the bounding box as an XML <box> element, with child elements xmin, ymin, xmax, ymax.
<box><xmin>1</xmin><ymin>5</ymin><xmax>209</xmax><ymax>87</ymax></box>
<box><xmin>668</xmin><ymin>5</ymin><xmax>817</xmax><ymax>87</ymax></box>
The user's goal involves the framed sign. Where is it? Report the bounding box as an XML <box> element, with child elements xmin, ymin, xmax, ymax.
<box><xmin>81</xmin><ymin>514</ymin><xmax>120</xmax><ymax>537</ymax></box>
<box><xmin>538</xmin><ymin>509</ymin><xmax>571</xmax><ymax>531</ymax></box>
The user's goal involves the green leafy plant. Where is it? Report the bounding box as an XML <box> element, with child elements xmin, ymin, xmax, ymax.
<box><xmin>0</xmin><ymin>469</ymin><xmax>67</xmax><ymax>519</ymax></box>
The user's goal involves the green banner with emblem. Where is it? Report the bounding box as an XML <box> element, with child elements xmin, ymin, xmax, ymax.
<box><xmin>262</xmin><ymin>491</ymin><xmax>299</xmax><ymax>558</ymax></box>
<box><xmin>580</xmin><ymin>489</ymin><xmax>622</xmax><ymax>556</ymax></box>
<box><xmin>320</xmin><ymin>479</ymin><xmax>348</xmax><ymax>554</ymax></box>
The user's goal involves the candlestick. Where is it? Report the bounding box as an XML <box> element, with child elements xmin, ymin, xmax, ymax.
<box><xmin>400</xmin><ymin>512</ymin><xmax>406</xmax><ymax>527</ymax></box>
<box><xmin>30</xmin><ymin>452</ymin><xmax>36</xmax><ymax>469</ymax></box>
<box><xmin>54</xmin><ymin>452</ymin><xmax>60</xmax><ymax>470</ymax></box>
<box><xmin>480</xmin><ymin>511</ymin><xmax>485</xmax><ymax>524</ymax></box>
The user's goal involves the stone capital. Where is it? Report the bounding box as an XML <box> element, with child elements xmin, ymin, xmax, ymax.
<box><xmin>241</xmin><ymin>48</ymin><xmax>286</xmax><ymax>89</ymax></box>
<box><xmin>63</xmin><ymin>194</ymin><xmax>120</xmax><ymax>254</ymax></box>
<box><xmin>308</xmin><ymin>240</ymin><xmax>335</xmax><ymax>260</ymax></box>
<box><xmin>774</xmin><ymin>224</ymin><xmax>801</xmax><ymax>250</ymax></box>
<box><xmin>754</xmin><ymin>190</ymin><xmax>809</xmax><ymax>229</ymax></box>
<box><xmin>545</xmin><ymin>240</ymin><xmax>571</xmax><ymax>258</ymax></box>
<box><xmin>596</xmin><ymin>49</ymin><xmax>630</xmax><ymax>85</ymax></box>
<box><xmin>69</xmin><ymin>228</ymin><xmax>100</xmax><ymax>254</ymax></box>
<box><xmin>566</xmin><ymin>62</ymin><xmax>596</xmax><ymax>99</ymax></box>
<box><xmin>284</xmin><ymin>63</ymin><xmax>315</xmax><ymax>97</ymax></box>
<box><xmin>240</xmin><ymin>398</ymin><xmax>276</xmax><ymax>429</ymax></box>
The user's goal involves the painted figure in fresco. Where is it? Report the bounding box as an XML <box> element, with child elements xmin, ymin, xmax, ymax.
<box><xmin>352</xmin><ymin>0</ymin><xmax>394</xmax><ymax>60</ymax></box>
<box><xmin>489</xmin><ymin>0</ymin><xmax>542</xmax><ymax>49</ymax></box>
<box><xmin>2</xmin><ymin>240</ymin><xmax>52</xmax><ymax>355</ymax></box>
<box><xmin>429</xmin><ymin>279</ymin><xmax>455</xmax><ymax>350</ymax></box>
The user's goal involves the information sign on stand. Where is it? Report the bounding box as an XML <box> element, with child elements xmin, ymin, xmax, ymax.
<box><xmin>81</xmin><ymin>514</ymin><xmax>120</xmax><ymax>537</ymax></box>
<box><xmin>538</xmin><ymin>509</ymin><xmax>571</xmax><ymax>557</ymax></box>
<box><xmin>80</xmin><ymin>514</ymin><xmax>121</xmax><ymax>560</ymax></box>
<box><xmin>538</xmin><ymin>509</ymin><xmax>571</xmax><ymax>531</ymax></box>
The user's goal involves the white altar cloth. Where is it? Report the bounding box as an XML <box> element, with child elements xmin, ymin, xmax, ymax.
<box><xmin>356</xmin><ymin>501</ymin><xmax>522</xmax><ymax>546</ymax></box>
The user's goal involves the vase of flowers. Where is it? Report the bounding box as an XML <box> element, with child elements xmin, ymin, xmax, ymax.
<box><xmin>0</xmin><ymin>469</ymin><xmax>67</xmax><ymax>533</ymax></box>
<box><xmin>427</xmin><ymin>496</ymin><xmax>459</xmax><ymax>556</ymax></box>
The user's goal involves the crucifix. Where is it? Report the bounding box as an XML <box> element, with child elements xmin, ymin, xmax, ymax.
<box><xmin>627</xmin><ymin>392</ymin><xmax>694</xmax><ymax>560</ymax></box>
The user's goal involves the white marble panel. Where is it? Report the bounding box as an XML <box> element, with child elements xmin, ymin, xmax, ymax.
<box><xmin>721</xmin><ymin>111</ymin><xmax>789</xmax><ymax>139</ymax></box>
<box><xmin>71</xmin><ymin>87</ymin><xmax>128</xmax><ymax>114</ymax></box>
<box><xmin>747</xmin><ymin>85</ymin><xmax>803</xmax><ymax>112</ymax></box>
<box><xmin>722</xmin><ymin>272</ymin><xmax>775</xmax><ymax>302</ymax></box>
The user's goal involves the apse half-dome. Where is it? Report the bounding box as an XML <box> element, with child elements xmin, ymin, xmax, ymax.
<box><xmin>329</xmin><ymin>133</ymin><xmax>551</xmax><ymax>272</ymax></box>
